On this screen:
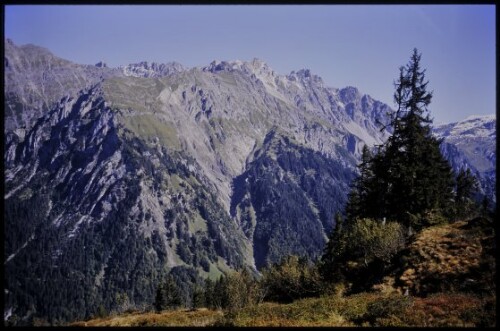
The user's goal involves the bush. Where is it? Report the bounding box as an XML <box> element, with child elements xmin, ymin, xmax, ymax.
<box><xmin>363</xmin><ymin>294</ymin><xmax>412</xmax><ymax>326</ymax></box>
<box><xmin>401</xmin><ymin>293</ymin><xmax>494</xmax><ymax>327</ymax></box>
<box><xmin>206</xmin><ymin>269</ymin><xmax>261</xmax><ymax>311</ymax></box>
<box><xmin>347</xmin><ymin>218</ymin><xmax>406</xmax><ymax>265</ymax></box>
<box><xmin>321</xmin><ymin>218</ymin><xmax>407</xmax><ymax>294</ymax></box>
<box><xmin>336</xmin><ymin>292</ymin><xmax>380</xmax><ymax>322</ymax></box>
<box><xmin>260</xmin><ymin>255</ymin><xmax>323</xmax><ymax>303</ymax></box>
<box><xmin>154</xmin><ymin>275</ymin><xmax>182</xmax><ymax>312</ymax></box>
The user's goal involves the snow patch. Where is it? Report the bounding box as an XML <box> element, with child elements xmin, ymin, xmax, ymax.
<box><xmin>52</xmin><ymin>212</ymin><xmax>65</xmax><ymax>227</ymax></box>
<box><xmin>435</xmin><ymin>114</ymin><xmax>496</xmax><ymax>139</ymax></box>
<box><xmin>5</xmin><ymin>233</ymin><xmax>35</xmax><ymax>264</ymax></box>
<box><xmin>68</xmin><ymin>215</ymin><xmax>89</xmax><ymax>238</ymax></box>
<box><xmin>4</xmin><ymin>307</ymin><xmax>12</xmax><ymax>321</ymax></box>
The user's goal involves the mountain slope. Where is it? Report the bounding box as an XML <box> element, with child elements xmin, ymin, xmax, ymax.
<box><xmin>4</xmin><ymin>85</ymin><xmax>250</xmax><ymax>324</ymax></box>
<box><xmin>434</xmin><ymin>115</ymin><xmax>496</xmax><ymax>204</ymax></box>
<box><xmin>231</xmin><ymin>129</ymin><xmax>355</xmax><ymax>268</ymax></box>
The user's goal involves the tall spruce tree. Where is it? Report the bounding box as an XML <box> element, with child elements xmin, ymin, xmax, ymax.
<box><xmin>455</xmin><ymin>168</ymin><xmax>478</xmax><ymax>218</ymax></box>
<box><xmin>320</xmin><ymin>49</ymin><xmax>455</xmax><ymax>285</ymax></box>
<box><xmin>385</xmin><ymin>48</ymin><xmax>454</xmax><ymax>225</ymax></box>
<box><xmin>154</xmin><ymin>274</ymin><xmax>182</xmax><ymax>312</ymax></box>
<box><xmin>346</xmin><ymin>49</ymin><xmax>455</xmax><ymax>226</ymax></box>
<box><xmin>346</xmin><ymin>146</ymin><xmax>374</xmax><ymax>220</ymax></box>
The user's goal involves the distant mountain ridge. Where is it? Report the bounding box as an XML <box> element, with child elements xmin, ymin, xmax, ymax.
<box><xmin>434</xmin><ymin>115</ymin><xmax>496</xmax><ymax>204</ymax></box>
<box><xmin>3</xmin><ymin>39</ymin><xmax>496</xmax><ymax>325</ymax></box>
<box><xmin>4</xmin><ymin>38</ymin><xmax>123</xmax><ymax>135</ymax></box>
<box><xmin>120</xmin><ymin>61</ymin><xmax>185</xmax><ymax>78</ymax></box>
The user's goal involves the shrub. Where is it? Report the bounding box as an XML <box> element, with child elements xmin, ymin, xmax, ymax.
<box><xmin>337</xmin><ymin>292</ymin><xmax>380</xmax><ymax>322</ymax></box>
<box><xmin>347</xmin><ymin>218</ymin><xmax>406</xmax><ymax>265</ymax></box>
<box><xmin>225</xmin><ymin>270</ymin><xmax>254</xmax><ymax>310</ymax></box>
<box><xmin>363</xmin><ymin>294</ymin><xmax>412</xmax><ymax>326</ymax></box>
<box><xmin>260</xmin><ymin>255</ymin><xmax>323</xmax><ymax>303</ymax></box>
<box><xmin>154</xmin><ymin>275</ymin><xmax>182</xmax><ymax>312</ymax></box>
<box><xmin>400</xmin><ymin>293</ymin><xmax>493</xmax><ymax>327</ymax></box>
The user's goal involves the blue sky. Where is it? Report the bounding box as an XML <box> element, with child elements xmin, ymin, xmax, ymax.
<box><xmin>5</xmin><ymin>5</ymin><xmax>495</xmax><ymax>124</ymax></box>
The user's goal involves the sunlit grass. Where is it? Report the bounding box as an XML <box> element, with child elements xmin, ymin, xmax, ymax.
<box><xmin>70</xmin><ymin>308</ymin><xmax>223</xmax><ymax>327</ymax></box>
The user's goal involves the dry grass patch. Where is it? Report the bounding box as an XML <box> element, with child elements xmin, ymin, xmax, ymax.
<box><xmin>70</xmin><ymin>308</ymin><xmax>223</xmax><ymax>327</ymax></box>
<box><xmin>398</xmin><ymin>219</ymin><xmax>495</xmax><ymax>294</ymax></box>
<box><xmin>402</xmin><ymin>293</ymin><xmax>495</xmax><ymax>327</ymax></box>
<box><xmin>219</xmin><ymin>292</ymin><xmax>386</xmax><ymax>327</ymax></box>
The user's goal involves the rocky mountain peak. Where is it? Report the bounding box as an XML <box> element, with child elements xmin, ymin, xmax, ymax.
<box><xmin>202</xmin><ymin>58</ymin><xmax>274</xmax><ymax>78</ymax></box>
<box><xmin>339</xmin><ymin>86</ymin><xmax>361</xmax><ymax>103</ymax></box>
<box><xmin>287</xmin><ymin>69</ymin><xmax>324</xmax><ymax>86</ymax></box>
<box><xmin>4</xmin><ymin>39</ymin><xmax>123</xmax><ymax>134</ymax></box>
<box><xmin>120</xmin><ymin>61</ymin><xmax>185</xmax><ymax>78</ymax></box>
<box><xmin>95</xmin><ymin>61</ymin><xmax>107</xmax><ymax>68</ymax></box>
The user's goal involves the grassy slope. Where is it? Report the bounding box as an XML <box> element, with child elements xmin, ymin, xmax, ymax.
<box><xmin>399</xmin><ymin>218</ymin><xmax>495</xmax><ymax>295</ymax></box>
<box><xmin>70</xmin><ymin>309</ymin><xmax>223</xmax><ymax>327</ymax></box>
<box><xmin>70</xmin><ymin>291</ymin><xmax>493</xmax><ymax>327</ymax></box>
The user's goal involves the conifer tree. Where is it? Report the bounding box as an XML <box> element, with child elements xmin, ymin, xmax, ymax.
<box><xmin>346</xmin><ymin>49</ymin><xmax>455</xmax><ymax>226</ymax></box>
<box><xmin>154</xmin><ymin>274</ymin><xmax>182</xmax><ymax>312</ymax></box>
<box><xmin>321</xmin><ymin>49</ymin><xmax>456</xmax><ymax>285</ymax></box>
<box><xmin>191</xmin><ymin>284</ymin><xmax>205</xmax><ymax>310</ymax></box>
<box><xmin>203</xmin><ymin>278</ymin><xmax>215</xmax><ymax>309</ymax></box>
<box><xmin>383</xmin><ymin>49</ymin><xmax>454</xmax><ymax>223</ymax></box>
<box><xmin>319</xmin><ymin>213</ymin><xmax>348</xmax><ymax>283</ymax></box>
<box><xmin>154</xmin><ymin>283</ymin><xmax>166</xmax><ymax>312</ymax></box>
<box><xmin>212</xmin><ymin>275</ymin><xmax>228</xmax><ymax>310</ymax></box>
<box><xmin>455</xmin><ymin>167</ymin><xmax>478</xmax><ymax>218</ymax></box>
<box><xmin>346</xmin><ymin>146</ymin><xmax>374</xmax><ymax>219</ymax></box>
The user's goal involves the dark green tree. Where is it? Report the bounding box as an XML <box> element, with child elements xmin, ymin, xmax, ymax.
<box><xmin>346</xmin><ymin>146</ymin><xmax>375</xmax><ymax>220</ymax></box>
<box><xmin>154</xmin><ymin>283</ymin><xmax>166</xmax><ymax>312</ymax></box>
<box><xmin>346</xmin><ymin>48</ymin><xmax>455</xmax><ymax>228</ymax></box>
<box><xmin>455</xmin><ymin>168</ymin><xmax>478</xmax><ymax>218</ymax></box>
<box><xmin>212</xmin><ymin>275</ymin><xmax>228</xmax><ymax>310</ymax></box>
<box><xmin>191</xmin><ymin>284</ymin><xmax>205</xmax><ymax>310</ymax></box>
<box><xmin>203</xmin><ymin>278</ymin><xmax>215</xmax><ymax>309</ymax></box>
<box><xmin>319</xmin><ymin>213</ymin><xmax>348</xmax><ymax>283</ymax></box>
<box><xmin>383</xmin><ymin>48</ymin><xmax>454</xmax><ymax>226</ymax></box>
<box><xmin>154</xmin><ymin>274</ymin><xmax>182</xmax><ymax>312</ymax></box>
<box><xmin>321</xmin><ymin>49</ymin><xmax>456</xmax><ymax>291</ymax></box>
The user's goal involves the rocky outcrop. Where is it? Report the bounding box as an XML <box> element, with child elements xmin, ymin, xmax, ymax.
<box><xmin>120</xmin><ymin>61</ymin><xmax>185</xmax><ymax>78</ymax></box>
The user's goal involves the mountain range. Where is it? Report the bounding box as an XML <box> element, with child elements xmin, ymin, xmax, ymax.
<box><xmin>3</xmin><ymin>39</ymin><xmax>495</xmax><ymax>324</ymax></box>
